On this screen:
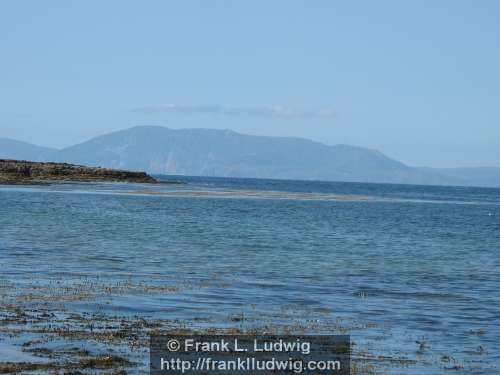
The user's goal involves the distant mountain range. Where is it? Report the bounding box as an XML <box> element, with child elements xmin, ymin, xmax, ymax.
<box><xmin>1</xmin><ymin>126</ymin><xmax>499</xmax><ymax>187</ymax></box>
<box><xmin>0</xmin><ymin>138</ymin><xmax>56</xmax><ymax>162</ymax></box>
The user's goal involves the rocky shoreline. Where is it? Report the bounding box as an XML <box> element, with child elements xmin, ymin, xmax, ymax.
<box><xmin>0</xmin><ymin>159</ymin><xmax>157</xmax><ymax>184</ymax></box>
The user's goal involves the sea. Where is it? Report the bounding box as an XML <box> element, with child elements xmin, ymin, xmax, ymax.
<box><xmin>1</xmin><ymin>176</ymin><xmax>499</xmax><ymax>374</ymax></box>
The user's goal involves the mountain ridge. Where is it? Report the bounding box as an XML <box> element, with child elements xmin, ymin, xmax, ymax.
<box><xmin>0</xmin><ymin>138</ymin><xmax>57</xmax><ymax>162</ymax></box>
<box><xmin>1</xmin><ymin>126</ymin><xmax>499</xmax><ymax>187</ymax></box>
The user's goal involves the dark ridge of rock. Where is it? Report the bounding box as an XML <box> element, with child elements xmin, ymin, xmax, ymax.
<box><xmin>0</xmin><ymin>159</ymin><xmax>157</xmax><ymax>184</ymax></box>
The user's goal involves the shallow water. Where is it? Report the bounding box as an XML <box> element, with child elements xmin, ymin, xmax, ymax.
<box><xmin>1</xmin><ymin>176</ymin><xmax>500</xmax><ymax>374</ymax></box>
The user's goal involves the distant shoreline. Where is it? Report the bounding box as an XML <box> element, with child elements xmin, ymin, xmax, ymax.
<box><xmin>0</xmin><ymin>159</ymin><xmax>158</xmax><ymax>185</ymax></box>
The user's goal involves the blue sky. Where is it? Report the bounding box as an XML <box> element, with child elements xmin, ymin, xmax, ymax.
<box><xmin>1</xmin><ymin>0</ymin><xmax>499</xmax><ymax>167</ymax></box>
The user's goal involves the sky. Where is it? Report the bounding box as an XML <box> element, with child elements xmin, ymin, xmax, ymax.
<box><xmin>1</xmin><ymin>0</ymin><xmax>499</xmax><ymax>168</ymax></box>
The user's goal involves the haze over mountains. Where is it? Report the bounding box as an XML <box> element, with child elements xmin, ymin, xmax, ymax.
<box><xmin>1</xmin><ymin>126</ymin><xmax>499</xmax><ymax>187</ymax></box>
<box><xmin>0</xmin><ymin>138</ymin><xmax>56</xmax><ymax>162</ymax></box>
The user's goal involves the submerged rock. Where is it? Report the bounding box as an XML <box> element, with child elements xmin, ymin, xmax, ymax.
<box><xmin>0</xmin><ymin>159</ymin><xmax>157</xmax><ymax>184</ymax></box>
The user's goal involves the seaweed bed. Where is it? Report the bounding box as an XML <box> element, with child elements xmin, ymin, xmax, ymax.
<box><xmin>0</xmin><ymin>276</ymin><xmax>482</xmax><ymax>375</ymax></box>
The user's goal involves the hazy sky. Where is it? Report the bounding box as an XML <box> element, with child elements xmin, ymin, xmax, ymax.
<box><xmin>1</xmin><ymin>1</ymin><xmax>499</xmax><ymax>168</ymax></box>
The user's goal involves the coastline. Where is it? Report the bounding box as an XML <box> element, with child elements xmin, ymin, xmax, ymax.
<box><xmin>0</xmin><ymin>159</ymin><xmax>157</xmax><ymax>185</ymax></box>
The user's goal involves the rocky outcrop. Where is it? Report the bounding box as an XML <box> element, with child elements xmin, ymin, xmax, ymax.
<box><xmin>0</xmin><ymin>159</ymin><xmax>157</xmax><ymax>184</ymax></box>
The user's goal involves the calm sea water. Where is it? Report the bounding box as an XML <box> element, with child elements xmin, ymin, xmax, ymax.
<box><xmin>1</xmin><ymin>176</ymin><xmax>499</xmax><ymax>373</ymax></box>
